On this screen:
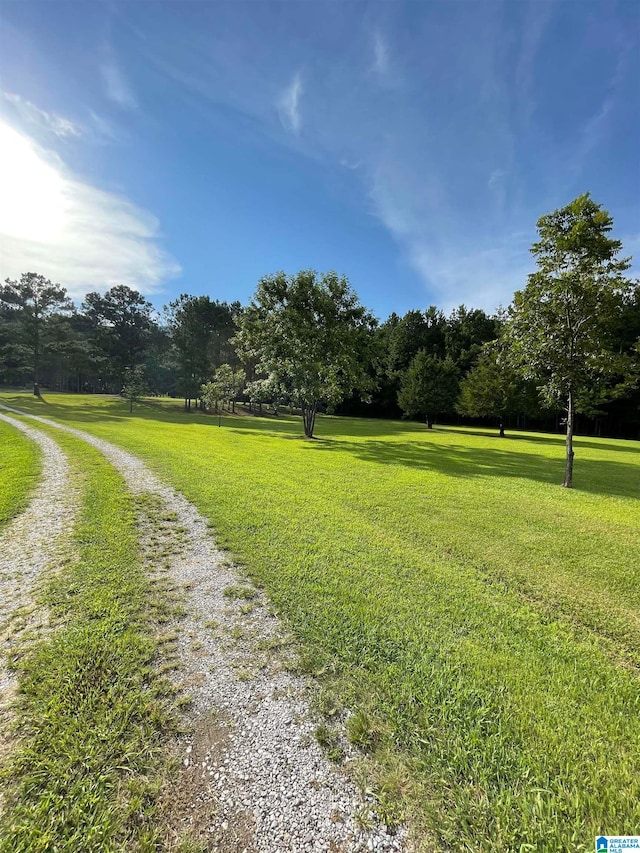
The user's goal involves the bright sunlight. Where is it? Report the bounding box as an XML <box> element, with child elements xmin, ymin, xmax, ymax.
<box><xmin>0</xmin><ymin>121</ymin><xmax>66</xmax><ymax>242</ymax></box>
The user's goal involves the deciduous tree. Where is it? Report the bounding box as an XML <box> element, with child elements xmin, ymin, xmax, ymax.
<box><xmin>235</xmin><ymin>270</ymin><xmax>375</xmax><ymax>437</ymax></box>
<box><xmin>398</xmin><ymin>351</ymin><xmax>458</xmax><ymax>428</ymax></box>
<box><xmin>505</xmin><ymin>193</ymin><xmax>637</xmax><ymax>487</ymax></box>
<box><xmin>456</xmin><ymin>341</ymin><xmax>540</xmax><ymax>436</ymax></box>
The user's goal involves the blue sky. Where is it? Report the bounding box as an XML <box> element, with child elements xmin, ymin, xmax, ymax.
<box><xmin>0</xmin><ymin>0</ymin><xmax>638</xmax><ymax>319</ymax></box>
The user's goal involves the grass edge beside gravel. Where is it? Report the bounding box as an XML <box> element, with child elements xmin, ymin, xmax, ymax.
<box><xmin>0</xmin><ymin>419</ymin><xmax>42</xmax><ymax>530</ymax></box>
<box><xmin>1</xmin><ymin>396</ymin><xmax>639</xmax><ymax>853</ymax></box>
<box><xmin>0</xmin><ymin>423</ymin><xmax>182</xmax><ymax>853</ymax></box>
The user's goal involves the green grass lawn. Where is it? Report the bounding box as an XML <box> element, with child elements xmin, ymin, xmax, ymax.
<box><xmin>2</xmin><ymin>391</ymin><xmax>639</xmax><ymax>852</ymax></box>
<box><xmin>0</xmin><ymin>419</ymin><xmax>41</xmax><ymax>529</ymax></box>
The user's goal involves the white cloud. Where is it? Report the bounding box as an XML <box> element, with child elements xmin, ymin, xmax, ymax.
<box><xmin>101</xmin><ymin>61</ymin><xmax>137</xmax><ymax>109</ymax></box>
<box><xmin>0</xmin><ymin>122</ymin><xmax>179</xmax><ymax>297</ymax></box>
<box><xmin>1</xmin><ymin>91</ymin><xmax>82</xmax><ymax>138</ymax></box>
<box><xmin>277</xmin><ymin>72</ymin><xmax>303</xmax><ymax>135</ymax></box>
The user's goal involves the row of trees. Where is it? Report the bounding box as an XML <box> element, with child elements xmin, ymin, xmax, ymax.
<box><xmin>0</xmin><ymin>281</ymin><xmax>240</xmax><ymax>405</ymax></box>
<box><xmin>1</xmin><ymin>194</ymin><xmax>639</xmax><ymax>486</ymax></box>
<box><xmin>0</xmin><ymin>275</ymin><xmax>505</xmax><ymax>420</ymax></box>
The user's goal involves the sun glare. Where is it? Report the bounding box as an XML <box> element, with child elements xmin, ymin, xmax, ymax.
<box><xmin>0</xmin><ymin>122</ymin><xmax>67</xmax><ymax>243</ymax></box>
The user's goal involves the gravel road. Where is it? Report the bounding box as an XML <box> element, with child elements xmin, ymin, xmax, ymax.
<box><xmin>0</xmin><ymin>406</ymin><xmax>410</xmax><ymax>853</ymax></box>
<box><xmin>0</xmin><ymin>409</ymin><xmax>76</xmax><ymax>700</ymax></box>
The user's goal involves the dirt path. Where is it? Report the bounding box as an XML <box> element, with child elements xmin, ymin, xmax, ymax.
<box><xmin>1</xmin><ymin>406</ymin><xmax>408</xmax><ymax>853</ymax></box>
<box><xmin>0</xmin><ymin>409</ymin><xmax>77</xmax><ymax>753</ymax></box>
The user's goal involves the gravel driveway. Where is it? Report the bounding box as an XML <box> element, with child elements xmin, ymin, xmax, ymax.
<box><xmin>0</xmin><ymin>409</ymin><xmax>76</xmax><ymax>700</ymax></box>
<box><xmin>0</xmin><ymin>405</ymin><xmax>410</xmax><ymax>853</ymax></box>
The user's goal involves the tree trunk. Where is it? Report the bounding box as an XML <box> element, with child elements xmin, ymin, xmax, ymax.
<box><xmin>302</xmin><ymin>401</ymin><xmax>317</xmax><ymax>438</ymax></box>
<box><xmin>562</xmin><ymin>391</ymin><xmax>575</xmax><ymax>488</ymax></box>
<box><xmin>426</xmin><ymin>416</ymin><xmax>433</xmax><ymax>429</ymax></box>
<box><xmin>33</xmin><ymin>324</ymin><xmax>40</xmax><ymax>396</ymax></box>
<box><xmin>129</xmin><ymin>397</ymin><xmax>133</xmax><ymax>413</ymax></box>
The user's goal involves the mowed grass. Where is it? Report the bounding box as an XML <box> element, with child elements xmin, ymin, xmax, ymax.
<box><xmin>0</xmin><ymin>421</ymin><xmax>174</xmax><ymax>853</ymax></box>
<box><xmin>0</xmin><ymin>419</ymin><xmax>41</xmax><ymax>529</ymax></box>
<box><xmin>2</xmin><ymin>392</ymin><xmax>639</xmax><ymax>852</ymax></box>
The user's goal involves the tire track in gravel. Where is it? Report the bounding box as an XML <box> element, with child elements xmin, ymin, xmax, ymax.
<box><xmin>1</xmin><ymin>406</ymin><xmax>410</xmax><ymax>853</ymax></box>
<box><xmin>0</xmin><ymin>409</ymin><xmax>77</xmax><ymax>751</ymax></box>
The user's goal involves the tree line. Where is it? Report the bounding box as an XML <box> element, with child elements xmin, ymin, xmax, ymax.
<box><xmin>1</xmin><ymin>194</ymin><xmax>639</xmax><ymax>486</ymax></box>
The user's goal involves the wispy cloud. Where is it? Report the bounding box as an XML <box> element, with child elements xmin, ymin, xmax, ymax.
<box><xmin>408</xmin><ymin>235</ymin><xmax>535</xmax><ymax>313</ymax></box>
<box><xmin>277</xmin><ymin>72</ymin><xmax>303</xmax><ymax>135</ymax></box>
<box><xmin>101</xmin><ymin>61</ymin><xmax>137</xmax><ymax>109</ymax></box>
<box><xmin>365</xmin><ymin>142</ymin><xmax>531</xmax><ymax>311</ymax></box>
<box><xmin>514</xmin><ymin>2</ymin><xmax>555</xmax><ymax>127</ymax></box>
<box><xmin>104</xmin><ymin>0</ymin><xmax>634</xmax><ymax>313</ymax></box>
<box><xmin>371</xmin><ymin>30</ymin><xmax>390</xmax><ymax>80</ymax></box>
<box><xmin>0</xmin><ymin>122</ymin><xmax>179</xmax><ymax>297</ymax></box>
<box><xmin>571</xmin><ymin>42</ymin><xmax>632</xmax><ymax>177</ymax></box>
<box><xmin>1</xmin><ymin>92</ymin><xmax>82</xmax><ymax>139</ymax></box>
<box><xmin>88</xmin><ymin>110</ymin><xmax>122</xmax><ymax>143</ymax></box>
<box><xmin>488</xmin><ymin>169</ymin><xmax>508</xmax><ymax>189</ymax></box>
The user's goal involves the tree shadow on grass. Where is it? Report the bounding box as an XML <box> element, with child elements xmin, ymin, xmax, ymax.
<box><xmin>2</xmin><ymin>393</ymin><xmax>636</xmax><ymax>499</ymax></box>
<box><xmin>298</xmin><ymin>436</ymin><xmax>639</xmax><ymax>499</ymax></box>
<box><xmin>0</xmin><ymin>393</ymin><xmax>427</xmax><ymax>438</ymax></box>
<box><xmin>0</xmin><ymin>393</ymin><xmax>234</xmax><ymax>427</ymax></box>
<box><xmin>438</xmin><ymin>426</ymin><xmax>640</xmax><ymax>455</ymax></box>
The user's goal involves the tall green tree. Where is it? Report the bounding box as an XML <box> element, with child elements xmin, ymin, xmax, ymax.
<box><xmin>82</xmin><ymin>285</ymin><xmax>154</xmax><ymax>390</ymax></box>
<box><xmin>398</xmin><ymin>351</ymin><xmax>459</xmax><ymax>428</ymax></box>
<box><xmin>235</xmin><ymin>270</ymin><xmax>375</xmax><ymax>438</ymax></box>
<box><xmin>506</xmin><ymin>193</ymin><xmax>637</xmax><ymax>487</ymax></box>
<box><xmin>0</xmin><ymin>272</ymin><xmax>71</xmax><ymax>394</ymax></box>
<box><xmin>166</xmin><ymin>295</ymin><xmax>238</xmax><ymax>410</ymax></box>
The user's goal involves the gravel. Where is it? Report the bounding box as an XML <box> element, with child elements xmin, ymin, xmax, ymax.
<box><xmin>0</xmin><ymin>409</ymin><xmax>77</xmax><ymax>701</ymax></box>
<box><xmin>0</xmin><ymin>406</ymin><xmax>411</xmax><ymax>853</ymax></box>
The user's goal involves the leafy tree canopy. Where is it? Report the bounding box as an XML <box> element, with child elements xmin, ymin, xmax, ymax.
<box><xmin>235</xmin><ymin>270</ymin><xmax>376</xmax><ymax>437</ymax></box>
<box><xmin>82</xmin><ymin>285</ymin><xmax>154</xmax><ymax>385</ymax></box>
<box><xmin>0</xmin><ymin>272</ymin><xmax>71</xmax><ymax>394</ymax></box>
<box><xmin>505</xmin><ymin>192</ymin><xmax>637</xmax><ymax>486</ymax></box>
<box><xmin>456</xmin><ymin>341</ymin><xmax>540</xmax><ymax>436</ymax></box>
<box><xmin>398</xmin><ymin>351</ymin><xmax>459</xmax><ymax>428</ymax></box>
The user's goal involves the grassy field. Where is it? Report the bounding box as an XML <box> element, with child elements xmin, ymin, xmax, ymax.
<box><xmin>0</xmin><ymin>420</ymin><xmax>177</xmax><ymax>853</ymax></box>
<box><xmin>0</xmin><ymin>419</ymin><xmax>41</xmax><ymax>529</ymax></box>
<box><xmin>1</xmin><ymin>391</ymin><xmax>639</xmax><ymax>852</ymax></box>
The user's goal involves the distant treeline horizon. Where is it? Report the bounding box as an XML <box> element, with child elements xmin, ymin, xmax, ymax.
<box><xmin>1</xmin><ymin>271</ymin><xmax>639</xmax><ymax>440</ymax></box>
